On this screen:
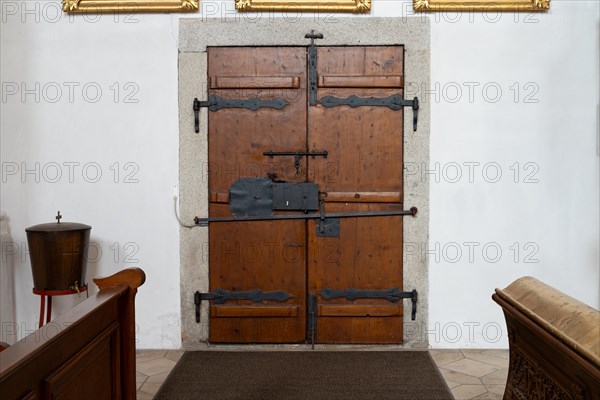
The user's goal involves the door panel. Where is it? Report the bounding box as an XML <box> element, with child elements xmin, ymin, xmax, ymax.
<box><xmin>308</xmin><ymin>205</ymin><xmax>404</xmax><ymax>343</ymax></box>
<box><xmin>307</xmin><ymin>91</ymin><xmax>403</xmax><ymax>196</ymax></box>
<box><xmin>208</xmin><ymin>47</ymin><xmax>307</xmax><ymax>343</ymax></box>
<box><xmin>208</xmin><ymin>46</ymin><xmax>308</xmax><ymax>193</ymax></box>
<box><xmin>209</xmin><ymin>206</ymin><xmax>306</xmax><ymax>342</ymax></box>
<box><xmin>315</xmin><ymin>46</ymin><xmax>404</xmax><ymax>76</ymax></box>
<box><xmin>308</xmin><ymin>46</ymin><xmax>405</xmax><ymax>344</ymax></box>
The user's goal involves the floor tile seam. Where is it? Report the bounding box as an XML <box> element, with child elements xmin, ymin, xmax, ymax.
<box><xmin>459</xmin><ymin>356</ymin><xmax>507</xmax><ymax>370</ymax></box>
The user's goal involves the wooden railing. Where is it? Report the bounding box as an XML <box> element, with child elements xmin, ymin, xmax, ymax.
<box><xmin>0</xmin><ymin>268</ymin><xmax>145</xmax><ymax>400</ymax></box>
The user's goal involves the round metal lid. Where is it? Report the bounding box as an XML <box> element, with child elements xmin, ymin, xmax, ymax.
<box><xmin>26</xmin><ymin>212</ymin><xmax>91</xmax><ymax>232</ymax></box>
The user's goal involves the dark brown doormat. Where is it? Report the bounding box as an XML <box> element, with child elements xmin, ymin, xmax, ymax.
<box><xmin>153</xmin><ymin>351</ymin><xmax>454</xmax><ymax>400</ymax></box>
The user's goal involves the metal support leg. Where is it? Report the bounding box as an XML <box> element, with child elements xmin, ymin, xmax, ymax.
<box><xmin>39</xmin><ymin>295</ymin><xmax>45</xmax><ymax>328</ymax></box>
<box><xmin>46</xmin><ymin>296</ymin><xmax>52</xmax><ymax>324</ymax></box>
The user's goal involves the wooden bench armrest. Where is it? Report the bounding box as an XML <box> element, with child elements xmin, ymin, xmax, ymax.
<box><xmin>0</xmin><ymin>268</ymin><xmax>146</xmax><ymax>400</ymax></box>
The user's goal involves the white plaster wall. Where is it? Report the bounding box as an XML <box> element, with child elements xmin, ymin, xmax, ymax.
<box><xmin>1</xmin><ymin>0</ymin><xmax>598</xmax><ymax>348</ymax></box>
<box><xmin>0</xmin><ymin>10</ymin><xmax>183</xmax><ymax>348</ymax></box>
<box><xmin>428</xmin><ymin>2</ymin><xmax>600</xmax><ymax>347</ymax></box>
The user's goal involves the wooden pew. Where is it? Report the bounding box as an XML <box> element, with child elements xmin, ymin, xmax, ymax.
<box><xmin>493</xmin><ymin>276</ymin><xmax>600</xmax><ymax>400</ymax></box>
<box><xmin>0</xmin><ymin>268</ymin><xmax>145</xmax><ymax>400</ymax></box>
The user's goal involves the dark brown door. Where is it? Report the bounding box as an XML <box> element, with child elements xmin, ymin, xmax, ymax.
<box><xmin>208</xmin><ymin>45</ymin><xmax>404</xmax><ymax>344</ymax></box>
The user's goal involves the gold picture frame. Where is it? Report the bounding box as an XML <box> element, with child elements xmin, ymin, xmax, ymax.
<box><xmin>235</xmin><ymin>0</ymin><xmax>370</xmax><ymax>12</ymax></box>
<box><xmin>63</xmin><ymin>0</ymin><xmax>199</xmax><ymax>13</ymax></box>
<box><xmin>414</xmin><ymin>0</ymin><xmax>549</xmax><ymax>11</ymax></box>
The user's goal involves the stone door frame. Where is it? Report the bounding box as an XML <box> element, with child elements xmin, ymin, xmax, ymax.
<box><xmin>178</xmin><ymin>17</ymin><xmax>430</xmax><ymax>348</ymax></box>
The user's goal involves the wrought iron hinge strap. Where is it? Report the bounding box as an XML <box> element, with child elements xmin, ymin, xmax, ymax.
<box><xmin>192</xmin><ymin>95</ymin><xmax>290</xmax><ymax>133</ymax></box>
<box><xmin>194</xmin><ymin>207</ymin><xmax>418</xmax><ymax>227</ymax></box>
<box><xmin>318</xmin><ymin>287</ymin><xmax>419</xmax><ymax>320</ymax></box>
<box><xmin>194</xmin><ymin>288</ymin><xmax>294</xmax><ymax>323</ymax></box>
<box><xmin>305</xmin><ymin>30</ymin><xmax>323</xmax><ymax>106</ymax></box>
<box><xmin>318</xmin><ymin>94</ymin><xmax>420</xmax><ymax>132</ymax></box>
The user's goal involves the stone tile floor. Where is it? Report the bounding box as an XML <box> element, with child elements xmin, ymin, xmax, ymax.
<box><xmin>136</xmin><ymin>349</ymin><xmax>509</xmax><ymax>400</ymax></box>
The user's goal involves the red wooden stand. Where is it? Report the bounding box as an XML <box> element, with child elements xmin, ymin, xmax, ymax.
<box><xmin>33</xmin><ymin>284</ymin><xmax>89</xmax><ymax>327</ymax></box>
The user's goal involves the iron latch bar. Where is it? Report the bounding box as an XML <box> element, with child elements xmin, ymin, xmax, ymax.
<box><xmin>318</xmin><ymin>94</ymin><xmax>420</xmax><ymax>132</ymax></box>
<box><xmin>194</xmin><ymin>288</ymin><xmax>295</xmax><ymax>324</ymax></box>
<box><xmin>318</xmin><ymin>287</ymin><xmax>419</xmax><ymax>320</ymax></box>
<box><xmin>194</xmin><ymin>207</ymin><xmax>418</xmax><ymax>227</ymax></box>
<box><xmin>305</xmin><ymin>30</ymin><xmax>324</xmax><ymax>106</ymax></box>
<box><xmin>263</xmin><ymin>150</ymin><xmax>328</xmax><ymax>173</ymax></box>
<box><xmin>193</xmin><ymin>95</ymin><xmax>290</xmax><ymax>133</ymax></box>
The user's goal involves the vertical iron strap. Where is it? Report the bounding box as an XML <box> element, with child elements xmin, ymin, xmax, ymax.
<box><xmin>308</xmin><ymin>294</ymin><xmax>317</xmax><ymax>349</ymax></box>
<box><xmin>305</xmin><ymin>30</ymin><xmax>323</xmax><ymax>106</ymax></box>
<box><xmin>308</xmin><ymin>45</ymin><xmax>317</xmax><ymax>106</ymax></box>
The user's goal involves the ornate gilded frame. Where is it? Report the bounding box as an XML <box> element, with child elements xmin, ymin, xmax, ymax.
<box><xmin>235</xmin><ymin>0</ymin><xmax>370</xmax><ymax>12</ymax></box>
<box><xmin>63</xmin><ymin>0</ymin><xmax>198</xmax><ymax>13</ymax></box>
<box><xmin>414</xmin><ymin>0</ymin><xmax>549</xmax><ymax>11</ymax></box>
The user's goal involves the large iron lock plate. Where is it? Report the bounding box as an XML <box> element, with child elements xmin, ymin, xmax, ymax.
<box><xmin>273</xmin><ymin>182</ymin><xmax>319</xmax><ymax>211</ymax></box>
<box><xmin>229</xmin><ymin>178</ymin><xmax>319</xmax><ymax>216</ymax></box>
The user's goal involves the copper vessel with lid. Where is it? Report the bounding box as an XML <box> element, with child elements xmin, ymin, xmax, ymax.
<box><xmin>25</xmin><ymin>212</ymin><xmax>91</xmax><ymax>291</ymax></box>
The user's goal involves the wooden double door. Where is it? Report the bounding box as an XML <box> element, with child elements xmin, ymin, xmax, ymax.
<box><xmin>207</xmin><ymin>45</ymin><xmax>406</xmax><ymax>344</ymax></box>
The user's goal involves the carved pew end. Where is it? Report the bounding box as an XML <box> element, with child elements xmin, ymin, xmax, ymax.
<box><xmin>493</xmin><ymin>276</ymin><xmax>600</xmax><ymax>400</ymax></box>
